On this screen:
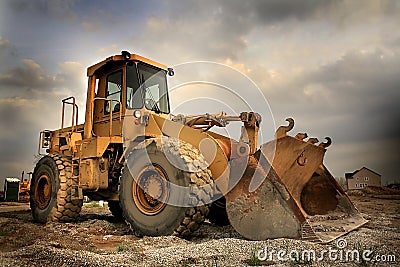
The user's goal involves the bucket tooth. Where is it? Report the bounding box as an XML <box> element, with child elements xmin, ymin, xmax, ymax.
<box><xmin>301</xmin><ymin>221</ymin><xmax>322</xmax><ymax>243</ymax></box>
<box><xmin>275</xmin><ymin>118</ymin><xmax>294</xmax><ymax>139</ymax></box>
<box><xmin>307</xmin><ymin>137</ymin><xmax>319</xmax><ymax>145</ymax></box>
<box><xmin>318</xmin><ymin>137</ymin><xmax>332</xmax><ymax>148</ymax></box>
<box><xmin>295</xmin><ymin>132</ymin><xmax>308</xmax><ymax>140</ymax></box>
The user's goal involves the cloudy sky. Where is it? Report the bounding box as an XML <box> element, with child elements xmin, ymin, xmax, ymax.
<box><xmin>0</xmin><ymin>0</ymin><xmax>399</xmax><ymax>187</ymax></box>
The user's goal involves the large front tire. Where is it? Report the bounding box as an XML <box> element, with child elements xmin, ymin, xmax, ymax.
<box><xmin>30</xmin><ymin>155</ymin><xmax>82</xmax><ymax>223</ymax></box>
<box><xmin>120</xmin><ymin>138</ymin><xmax>212</xmax><ymax>237</ymax></box>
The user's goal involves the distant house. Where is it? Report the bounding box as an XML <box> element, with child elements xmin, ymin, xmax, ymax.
<box><xmin>345</xmin><ymin>167</ymin><xmax>381</xmax><ymax>190</ymax></box>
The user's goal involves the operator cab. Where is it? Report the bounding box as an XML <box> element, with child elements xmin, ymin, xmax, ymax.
<box><xmin>87</xmin><ymin>51</ymin><xmax>171</xmax><ymax>137</ymax></box>
<box><xmin>91</xmin><ymin>51</ymin><xmax>170</xmax><ymax>115</ymax></box>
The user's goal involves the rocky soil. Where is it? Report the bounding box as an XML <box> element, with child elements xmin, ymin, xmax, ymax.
<box><xmin>0</xmin><ymin>187</ymin><xmax>399</xmax><ymax>266</ymax></box>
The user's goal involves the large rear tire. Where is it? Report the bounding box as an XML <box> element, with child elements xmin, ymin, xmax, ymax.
<box><xmin>30</xmin><ymin>155</ymin><xmax>82</xmax><ymax>222</ymax></box>
<box><xmin>120</xmin><ymin>138</ymin><xmax>212</xmax><ymax>237</ymax></box>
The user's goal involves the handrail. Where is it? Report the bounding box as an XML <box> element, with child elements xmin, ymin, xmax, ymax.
<box><xmin>93</xmin><ymin>97</ymin><xmax>122</xmax><ymax>137</ymax></box>
<box><xmin>61</xmin><ymin>96</ymin><xmax>79</xmax><ymax>132</ymax></box>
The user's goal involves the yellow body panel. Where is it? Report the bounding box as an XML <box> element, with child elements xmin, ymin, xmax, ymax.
<box><xmin>77</xmin><ymin>136</ymin><xmax>122</xmax><ymax>159</ymax></box>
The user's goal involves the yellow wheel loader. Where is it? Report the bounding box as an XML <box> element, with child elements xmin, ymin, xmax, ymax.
<box><xmin>30</xmin><ymin>51</ymin><xmax>366</xmax><ymax>242</ymax></box>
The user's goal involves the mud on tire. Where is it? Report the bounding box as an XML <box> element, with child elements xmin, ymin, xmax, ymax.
<box><xmin>30</xmin><ymin>155</ymin><xmax>83</xmax><ymax>223</ymax></box>
<box><xmin>120</xmin><ymin>137</ymin><xmax>213</xmax><ymax>238</ymax></box>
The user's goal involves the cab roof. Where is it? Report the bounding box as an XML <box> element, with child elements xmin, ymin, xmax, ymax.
<box><xmin>87</xmin><ymin>52</ymin><xmax>168</xmax><ymax>76</ymax></box>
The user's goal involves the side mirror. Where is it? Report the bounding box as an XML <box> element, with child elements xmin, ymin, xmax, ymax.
<box><xmin>167</xmin><ymin>68</ymin><xmax>174</xmax><ymax>76</ymax></box>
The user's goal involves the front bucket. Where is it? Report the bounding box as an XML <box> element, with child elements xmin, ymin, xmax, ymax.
<box><xmin>226</xmin><ymin>132</ymin><xmax>367</xmax><ymax>243</ymax></box>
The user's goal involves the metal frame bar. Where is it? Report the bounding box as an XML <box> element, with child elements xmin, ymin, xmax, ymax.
<box><xmin>61</xmin><ymin>96</ymin><xmax>79</xmax><ymax>132</ymax></box>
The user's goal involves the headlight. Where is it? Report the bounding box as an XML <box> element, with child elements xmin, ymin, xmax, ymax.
<box><xmin>134</xmin><ymin>110</ymin><xmax>141</xmax><ymax>118</ymax></box>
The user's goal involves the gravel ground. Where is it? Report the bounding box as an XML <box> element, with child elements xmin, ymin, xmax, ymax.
<box><xmin>0</xmin><ymin>191</ymin><xmax>399</xmax><ymax>267</ymax></box>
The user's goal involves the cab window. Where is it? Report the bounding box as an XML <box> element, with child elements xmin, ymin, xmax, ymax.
<box><xmin>105</xmin><ymin>70</ymin><xmax>122</xmax><ymax>114</ymax></box>
<box><xmin>126</xmin><ymin>64</ymin><xmax>142</xmax><ymax>109</ymax></box>
<box><xmin>138</xmin><ymin>63</ymin><xmax>170</xmax><ymax>114</ymax></box>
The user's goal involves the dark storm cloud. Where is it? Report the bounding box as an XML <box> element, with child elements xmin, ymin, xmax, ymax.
<box><xmin>168</xmin><ymin>0</ymin><xmax>333</xmax><ymax>23</ymax></box>
<box><xmin>0</xmin><ymin>59</ymin><xmax>56</xmax><ymax>90</ymax></box>
<box><xmin>262</xmin><ymin>48</ymin><xmax>400</xmax><ymax>141</ymax></box>
<box><xmin>0</xmin><ymin>56</ymin><xmax>85</xmax><ymax>101</ymax></box>
<box><xmin>163</xmin><ymin>0</ymin><xmax>333</xmax><ymax>59</ymax></box>
<box><xmin>130</xmin><ymin>0</ymin><xmax>400</xmax><ymax>63</ymax></box>
<box><xmin>7</xmin><ymin>0</ymin><xmax>78</xmax><ymax>20</ymax></box>
<box><xmin>253</xmin><ymin>47</ymin><xmax>400</xmax><ymax>181</ymax></box>
<box><xmin>308</xmin><ymin>49</ymin><xmax>400</xmax><ymax>142</ymax></box>
<box><xmin>216</xmin><ymin>0</ymin><xmax>333</xmax><ymax>23</ymax></box>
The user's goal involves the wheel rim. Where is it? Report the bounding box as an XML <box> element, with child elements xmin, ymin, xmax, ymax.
<box><xmin>35</xmin><ymin>174</ymin><xmax>52</xmax><ymax>210</ymax></box>
<box><xmin>133</xmin><ymin>164</ymin><xmax>169</xmax><ymax>215</ymax></box>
